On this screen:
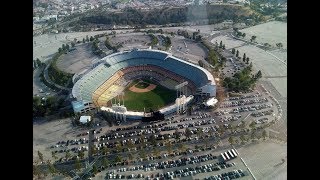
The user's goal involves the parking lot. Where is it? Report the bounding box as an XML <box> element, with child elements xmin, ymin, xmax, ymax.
<box><xmin>33</xmin><ymin>67</ymin><xmax>57</xmax><ymax>97</ymax></box>
<box><xmin>170</xmin><ymin>36</ymin><xmax>207</xmax><ymax>65</ymax></box>
<box><xmin>109</xmin><ymin>32</ymin><xmax>151</xmax><ymax>51</ymax></box>
<box><xmin>34</xmin><ymin>85</ymin><xmax>284</xmax><ymax>179</ymax></box>
<box><xmin>56</xmin><ymin>43</ymin><xmax>98</xmax><ymax>74</ymax></box>
<box><xmin>211</xmin><ymin>34</ymin><xmax>287</xmax><ymax>99</ymax></box>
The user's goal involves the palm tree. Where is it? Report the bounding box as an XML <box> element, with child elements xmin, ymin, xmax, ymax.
<box><xmin>65</xmin><ymin>151</ymin><xmax>71</xmax><ymax>160</ymax></box>
<box><xmin>51</xmin><ymin>151</ymin><xmax>58</xmax><ymax>160</ymax></box>
<box><xmin>232</xmin><ymin>48</ymin><xmax>235</xmax><ymax>54</ymax></box>
<box><xmin>37</xmin><ymin>151</ymin><xmax>44</xmax><ymax>163</ymax></box>
<box><xmin>262</xmin><ymin>130</ymin><xmax>267</xmax><ymax>140</ymax></box>
<box><xmin>75</xmin><ymin>159</ymin><xmax>82</xmax><ymax>172</ymax></box>
<box><xmin>102</xmin><ymin>157</ymin><xmax>109</xmax><ymax>167</ymax></box>
<box><xmin>167</xmin><ymin>142</ymin><xmax>173</xmax><ymax>154</ymax></box>
<box><xmin>185</xmin><ymin>128</ymin><xmax>193</xmax><ymax>138</ymax></box>
<box><xmin>47</xmin><ymin>160</ymin><xmax>57</xmax><ymax>175</ymax></box>
<box><xmin>250</xmin><ymin>35</ymin><xmax>257</xmax><ymax>42</ymax></box>
<box><xmin>92</xmin><ymin>164</ymin><xmax>98</xmax><ymax>174</ymax></box>
<box><xmin>139</xmin><ymin>148</ymin><xmax>146</xmax><ymax>159</ymax></box>
<box><xmin>78</xmin><ymin>150</ymin><xmax>85</xmax><ymax>159</ymax></box>
<box><xmin>115</xmin><ymin>155</ymin><xmax>122</xmax><ymax>163</ymax></box>
<box><xmin>228</xmin><ymin>137</ymin><xmax>234</xmax><ymax>145</ymax></box>
<box><xmin>243</xmin><ymin>53</ymin><xmax>246</xmax><ymax>62</ymax></box>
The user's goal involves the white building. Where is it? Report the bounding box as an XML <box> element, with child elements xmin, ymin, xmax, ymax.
<box><xmin>79</xmin><ymin>116</ymin><xmax>91</xmax><ymax>124</ymax></box>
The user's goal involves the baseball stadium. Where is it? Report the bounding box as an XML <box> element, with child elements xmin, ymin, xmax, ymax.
<box><xmin>71</xmin><ymin>49</ymin><xmax>216</xmax><ymax>120</ymax></box>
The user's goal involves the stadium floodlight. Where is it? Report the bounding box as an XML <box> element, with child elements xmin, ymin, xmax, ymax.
<box><xmin>175</xmin><ymin>81</ymin><xmax>188</xmax><ymax>90</ymax></box>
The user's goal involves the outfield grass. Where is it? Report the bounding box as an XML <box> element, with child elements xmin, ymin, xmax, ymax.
<box><xmin>123</xmin><ymin>79</ymin><xmax>176</xmax><ymax>111</ymax></box>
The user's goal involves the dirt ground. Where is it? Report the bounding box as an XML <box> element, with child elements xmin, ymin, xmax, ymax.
<box><xmin>129</xmin><ymin>84</ymin><xmax>157</xmax><ymax>93</ymax></box>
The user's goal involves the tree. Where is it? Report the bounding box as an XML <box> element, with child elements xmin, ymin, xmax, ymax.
<box><xmin>174</xmin><ymin>129</ymin><xmax>181</xmax><ymax>140</ymax></box>
<box><xmin>66</xmin><ymin>44</ymin><xmax>70</xmax><ymax>51</ymax></box>
<box><xmin>152</xmin><ymin>148</ymin><xmax>160</xmax><ymax>157</ymax></box>
<box><xmin>128</xmin><ymin>152</ymin><xmax>134</xmax><ymax>161</ymax></box>
<box><xmin>47</xmin><ymin>160</ymin><xmax>57</xmax><ymax>175</ymax></box>
<box><xmin>90</xmin><ymin>36</ymin><xmax>94</xmax><ymax>41</ymax></box>
<box><xmin>75</xmin><ymin>159</ymin><xmax>81</xmax><ymax>171</ymax></box>
<box><xmin>255</xmin><ymin>70</ymin><xmax>262</xmax><ymax>79</ymax></box>
<box><xmin>139</xmin><ymin>148</ymin><xmax>146</xmax><ymax>159</ymax></box>
<box><xmin>115</xmin><ymin>155</ymin><xmax>122</xmax><ymax>163</ymax></box>
<box><xmin>33</xmin><ymin>164</ymin><xmax>43</xmax><ymax>179</ymax></box>
<box><xmin>251</xmin><ymin>131</ymin><xmax>256</xmax><ymax>140</ymax></box>
<box><xmin>249</xmin><ymin>62</ymin><xmax>253</xmax><ymax>69</ymax></box>
<box><xmin>102</xmin><ymin>157</ymin><xmax>109</xmax><ymax>167</ymax></box>
<box><xmin>242</xmin><ymin>33</ymin><xmax>246</xmax><ymax>38</ymax></box>
<box><xmin>78</xmin><ymin>150</ymin><xmax>85</xmax><ymax>159</ymax></box>
<box><xmin>178</xmin><ymin>143</ymin><xmax>186</xmax><ymax>152</ymax></box>
<box><xmin>246</xmin><ymin>57</ymin><xmax>250</xmax><ymax>64</ymax></box>
<box><xmin>250</xmin><ymin>35</ymin><xmax>257</xmax><ymax>42</ymax></box>
<box><xmin>86</xmin><ymin>35</ymin><xmax>89</xmax><ymax>42</ymax></box>
<box><xmin>236</xmin><ymin>50</ymin><xmax>239</xmax><ymax>57</ymax></box>
<box><xmin>228</xmin><ymin>136</ymin><xmax>234</xmax><ymax>145</ymax></box>
<box><xmin>243</xmin><ymin>53</ymin><xmax>246</xmax><ymax>62</ymax></box>
<box><xmin>58</xmin><ymin>47</ymin><xmax>62</xmax><ymax>53</ymax></box>
<box><xmin>167</xmin><ymin>142</ymin><xmax>173</xmax><ymax>154</ymax></box>
<box><xmin>185</xmin><ymin>128</ymin><xmax>192</xmax><ymax>138</ymax></box>
<box><xmin>71</xmin><ymin>42</ymin><xmax>75</xmax><ymax>47</ymax></box>
<box><xmin>82</xmin><ymin>38</ymin><xmax>85</xmax><ymax>43</ymax></box>
<box><xmin>233</xmin><ymin>27</ymin><xmax>238</xmax><ymax>33</ymax></box>
<box><xmin>276</xmin><ymin>42</ymin><xmax>283</xmax><ymax>49</ymax></box>
<box><xmin>219</xmin><ymin>41</ymin><xmax>223</xmax><ymax>48</ymax></box>
<box><xmin>149</xmin><ymin>135</ymin><xmax>157</xmax><ymax>146</ymax></box>
<box><xmin>249</xmin><ymin>121</ymin><xmax>256</xmax><ymax>129</ymax></box>
<box><xmin>264</xmin><ymin>43</ymin><xmax>271</xmax><ymax>48</ymax></box>
<box><xmin>51</xmin><ymin>151</ymin><xmax>58</xmax><ymax>160</ymax></box>
<box><xmin>222</xmin><ymin>44</ymin><xmax>225</xmax><ymax>49</ymax></box>
<box><xmin>91</xmin><ymin>147</ymin><xmax>98</xmax><ymax>155</ymax></box>
<box><xmin>36</xmin><ymin>58</ymin><xmax>42</xmax><ymax>67</ymax></box>
<box><xmin>232</xmin><ymin>48</ymin><xmax>235</xmax><ymax>54</ymax></box>
<box><xmin>197</xmin><ymin>127</ymin><xmax>204</xmax><ymax>138</ymax></box>
<box><xmin>92</xmin><ymin>164</ymin><xmax>98</xmax><ymax>174</ymax></box>
<box><xmin>62</xmin><ymin>44</ymin><xmax>66</xmax><ymax>50</ymax></box>
<box><xmin>37</xmin><ymin>151</ymin><xmax>44</xmax><ymax>162</ymax></box>
<box><xmin>240</xmin><ymin>134</ymin><xmax>246</xmax><ymax>143</ymax></box>
<box><xmin>262</xmin><ymin>130</ymin><xmax>267</xmax><ymax>140</ymax></box>
<box><xmin>65</xmin><ymin>151</ymin><xmax>71</xmax><ymax>160</ymax></box>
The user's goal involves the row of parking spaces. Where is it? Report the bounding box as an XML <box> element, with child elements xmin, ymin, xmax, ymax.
<box><xmin>49</xmin><ymin>114</ymin><xmax>219</xmax><ymax>156</ymax></box>
<box><xmin>251</xmin><ymin>109</ymin><xmax>274</xmax><ymax>118</ymax></box>
<box><xmin>215</xmin><ymin>103</ymin><xmax>273</xmax><ymax>116</ymax></box>
<box><xmin>105</xmin><ymin>161</ymin><xmax>239</xmax><ymax>179</ymax></box>
<box><xmin>116</xmin><ymin>153</ymin><xmax>219</xmax><ymax>172</ymax></box>
<box><xmin>219</xmin><ymin>115</ymin><xmax>242</xmax><ymax>123</ymax></box>
<box><xmin>204</xmin><ymin>169</ymin><xmax>247</xmax><ymax>180</ymax></box>
<box><xmin>225</xmin><ymin>92</ymin><xmax>262</xmax><ymax>101</ymax></box>
<box><xmin>220</xmin><ymin>97</ymin><xmax>268</xmax><ymax>108</ymax></box>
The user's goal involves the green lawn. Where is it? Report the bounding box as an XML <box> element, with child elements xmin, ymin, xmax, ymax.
<box><xmin>123</xmin><ymin>79</ymin><xmax>176</xmax><ymax>111</ymax></box>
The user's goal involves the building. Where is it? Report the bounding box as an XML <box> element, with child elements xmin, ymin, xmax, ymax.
<box><xmin>71</xmin><ymin>49</ymin><xmax>216</xmax><ymax>118</ymax></box>
<box><xmin>79</xmin><ymin>116</ymin><xmax>91</xmax><ymax>124</ymax></box>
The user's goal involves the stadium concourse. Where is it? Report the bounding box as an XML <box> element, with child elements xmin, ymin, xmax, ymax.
<box><xmin>71</xmin><ymin>49</ymin><xmax>217</xmax><ymax>119</ymax></box>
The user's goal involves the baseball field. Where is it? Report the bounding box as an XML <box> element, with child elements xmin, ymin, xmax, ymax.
<box><xmin>123</xmin><ymin>79</ymin><xmax>176</xmax><ymax>111</ymax></box>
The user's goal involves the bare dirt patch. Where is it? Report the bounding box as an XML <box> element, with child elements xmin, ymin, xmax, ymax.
<box><xmin>129</xmin><ymin>83</ymin><xmax>157</xmax><ymax>93</ymax></box>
